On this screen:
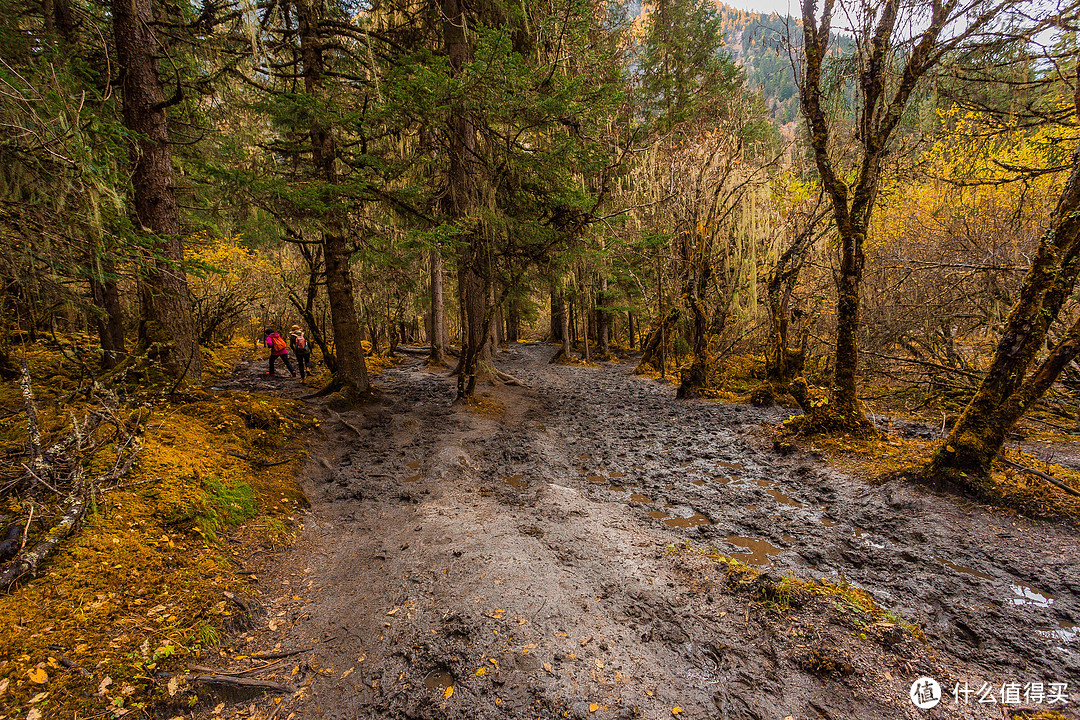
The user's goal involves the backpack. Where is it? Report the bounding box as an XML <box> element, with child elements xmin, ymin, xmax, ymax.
<box><xmin>294</xmin><ymin>335</ymin><xmax>307</xmax><ymax>351</ymax></box>
<box><xmin>270</xmin><ymin>334</ymin><xmax>287</xmax><ymax>354</ymax></box>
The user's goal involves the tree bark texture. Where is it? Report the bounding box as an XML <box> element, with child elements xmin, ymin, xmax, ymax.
<box><xmin>112</xmin><ymin>0</ymin><xmax>201</xmax><ymax>383</ymax></box>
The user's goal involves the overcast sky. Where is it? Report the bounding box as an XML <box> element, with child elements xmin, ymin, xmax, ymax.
<box><xmin>722</xmin><ymin>0</ymin><xmax>800</xmax><ymax>16</ymax></box>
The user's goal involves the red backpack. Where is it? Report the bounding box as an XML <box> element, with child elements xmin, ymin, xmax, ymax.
<box><xmin>294</xmin><ymin>335</ymin><xmax>306</xmax><ymax>350</ymax></box>
<box><xmin>270</xmin><ymin>334</ymin><xmax>287</xmax><ymax>354</ymax></box>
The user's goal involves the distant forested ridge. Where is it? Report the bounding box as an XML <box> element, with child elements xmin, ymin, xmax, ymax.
<box><xmin>716</xmin><ymin>3</ymin><xmax>853</xmax><ymax>125</ymax></box>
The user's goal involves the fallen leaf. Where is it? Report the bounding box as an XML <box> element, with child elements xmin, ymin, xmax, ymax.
<box><xmin>167</xmin><ymin>676</ymin><xmax>180</xmax><ymax>696</ymax></box>
<box><xmin>27</xmin><ymin>709</ymin><xmax>41</xmax><ymax>720</ymax></box>
<box><xmin>27</xmin><ymin>668</ymin><xmax>48</xmax><ymax>684</ymax></box>
<box><xmin>341</xmin><ymin>667</ymin><xmax>354</xmax><ymax>679</ymax></box>
<box><xmin>386</xmin><ymin>608</ymin><xmax>399</xmax><ymax>616</ymax></box>
<box><xmin>672</xmin><ymin>707</ymin><xmax>683</xmax><ymax>716</ymax></box>
<box><xmin>0</xmin><ymin>678</ymin><xmax>7</xmax><ymax>695</ymax></box>
<box><xmin>495</xmin><ymin>697</ymin><xmax>502</xmax><ymax>706</ymax></box>
<box><xmin>543</xmin><ymin>663</ymin><xmax>553</xmax><ymax>673</ymax></box>
<box><xmin>213</xmin><ymin>701</ymin><xmax>225</xmax><ymax>714</ymax></box>
<box><xmin>96</xmin><ymin>676</ymin><xmax>112</xmax><ymax>696</ymax></box>
<box><xmin>580</xmin><ymin>637</ymin><xmax>592</xmax><ymax>647</ymax></box>
<box><xmin>29</xmin><ymin>692</ymin><xmax>47</xmax><ymax>704</ymax></box>
<box><xmin>589</xmin><ymin>703</ymin><xmax>599</xmax><ymax>713</ymax></box>
<box><xmin>475</xmin><ymin>668</ymin><xmax>488</xmax><ymax>676</ymax></box>
<box><xmin>443</xmin><ymin>686</ymin><xmax>454</xmax><ymax>699</ymax></box>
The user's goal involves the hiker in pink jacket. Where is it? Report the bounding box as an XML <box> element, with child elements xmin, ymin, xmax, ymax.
<box><xmin>264</xmin><ymin>328</ymin><xmax>297</xmax><ymax>377</ymax></box>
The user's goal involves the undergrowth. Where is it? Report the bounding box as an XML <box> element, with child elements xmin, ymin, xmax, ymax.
<box><xmin>0</xmin><ymin>340</ymin><xmax>315</xmax><ymax>720</ymax></box>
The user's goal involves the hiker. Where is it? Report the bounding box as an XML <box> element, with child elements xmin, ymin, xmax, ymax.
<box><xmin>289</xmin><ymin>325</ymin><xmax>311</xmax><ymax>379</ymax></box>
<box><xmin>264</xmin><ymin>328</ymin><xmax>296</xmax><ymax>377</ymax></box>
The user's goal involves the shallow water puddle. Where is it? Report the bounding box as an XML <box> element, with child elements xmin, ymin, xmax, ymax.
<box><xmin>692</xmin><ymin>479</ymin><xmax>706</xmax><ymax>486</ymax></box>
<box><xmin>1036</xmin><ymin>621</ymin><xmax>1079</xmax><ymax>643</ymax></box>
<box><xmin>936</xmin><ymin>558</ymin><xmax>993</xmax><ymax>581</ymax></box>
<box><xmin>819</xmin><ymin>517</ymin><xmax>838</xmax><ymax>527</ymax></box>
<box><xmin>609</xmin><ymin>470</ymin><xmax>626</xmax><ymax>478</ymax></box>
<box><xmin>630</xmin><ymin>494</ymin><xmax>654</xmax><ymax>504</ymax></box>
<box><xmin>1011</xmin><ymin>584</ymin><xmax>1055</xmax><ymax>608</ymax></box>
<box><xmin>725</xmin><ymin>535</ymin><xmax>781</xmax><ymax>566</ymax></box>
<box><xmin>502</xmin><ymin>474</ymin><xmax>528</xmax><ymax>490</ymax></box>
<box><xmin>424</xmin><ymin>669</ymin><xmax>453</xmax><ymax>692</ymax></box>
<box><xmin>404</xmin><ymin>474</ymin><xmax>421</xmax><ymax>483</ymax></box>
<box><xmin>646</xmin><ymin>508</ymin><xmax>712</xmax><ymax>528</ymax></box>
<box><xmin>406</xmin><ymin>461</ymin><xmax>420</xmax><ymax>470</ymax></box>
<box><xmin>586</xmin><ymin>474</ymin><xmax>606</xmax><ymax>483</ymax></box>
<box><xmin>716</xmin><ymin>461</ymin><xmax>744</xmax><ymax>471</ymax></box>
<box><xmin>664</xmin><ymin>512</ymin><xmax>711</xmax><ymax>528</ymax></box>
<box><xmin>765</xmin><ymin>487</ymin><xmax>805</xmax><ymax>508</ymax></box>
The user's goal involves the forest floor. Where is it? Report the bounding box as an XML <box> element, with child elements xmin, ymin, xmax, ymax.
<box><xmin>191</xmin><ymin>343</ymin><xmax>1079</xmax><ymax>720</ymax></box>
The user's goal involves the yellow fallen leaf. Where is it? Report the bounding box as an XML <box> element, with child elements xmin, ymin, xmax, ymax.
<box><xmin>167</xmin><ymin>676</ymin><xmax>180</xmax><ymax>696</ymax></box>
<box><xmin>476</xmin><ymin>668</ymin><xmax>488</xmax><ymax>676</ymax></box>
<box><xmin>27</xmin><ymin>668</ymin><xmax>48</xmax><ymax>684</ymax></box>
<box><xmin>29</xmin><ymin>692</ymin><xmax>47</xmax><ymax>704</ymax></box>
<box><xmin>672</xmin><ymin>707</ymin><xmax>683</xmax><ymax>716</ymax></box>
<box><xmin>443</xmin><ymin>686</ymin><xmax>454</xmax><ymax>699</ymax></box>
<box><xmin>589</xmin><ymin>703</ymin><xmax>599</xmax><ymax>712</ymax></box>
<box><xmin>386</xmin><ymin>608</ymin><xmax>399</xmax><ymax>616</ymax></box>
<box><xmin>495</xmin><ymin>697</ymin><xmax>502</xmax><ymax>706</ymax></box>
<box><xmin>341</xmin><ymin>667</ymin><xmax>354</xmax><ymax>679</ymax></box>
<box><xmin>543</xmin><ymin>662</ymin><xmax>553</xmax><ymax>673</ymax></box>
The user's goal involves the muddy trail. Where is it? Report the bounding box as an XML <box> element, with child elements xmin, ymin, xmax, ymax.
<box><xmin>204</xmin><ymin>344</ymin><xmax>1079</xmax><ymax>720</ymax></box>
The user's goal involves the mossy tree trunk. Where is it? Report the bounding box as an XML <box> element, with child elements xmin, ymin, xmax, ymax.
<box><xmin>798</xmin><ymin>0</ymin><xmax>960</xmax><ymax>432</ymax></box>
<box><xmin>925</xmin><ymin>147</ymin><xmax>1080</xmax><ymax>486</ymax></box>
<box><xmin>636</xmin><ymin>308</ymin><xmax>680</xmax><ymax>373</ymax></box>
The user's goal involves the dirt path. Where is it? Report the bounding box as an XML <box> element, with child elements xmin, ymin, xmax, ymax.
<box><xmin>205</xmin><ymin>344</ymin><xmax>1079</xmax><ymax>720</ymax></box>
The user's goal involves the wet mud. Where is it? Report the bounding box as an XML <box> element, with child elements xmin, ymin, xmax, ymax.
<box><xmin>212</xmin><ymin>344</ymin><xmax>1080</xmax><ymax>719</ymax></box>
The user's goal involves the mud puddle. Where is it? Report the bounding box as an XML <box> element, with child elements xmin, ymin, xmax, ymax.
<box><xmin>725</xmin><ymin>535</ymin><xmax>783</xmax><ymax>566</ymax></box>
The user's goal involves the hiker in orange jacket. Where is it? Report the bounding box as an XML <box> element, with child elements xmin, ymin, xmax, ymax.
<box><xmin>264</xmin><ymin>328</ymin><xmax>297</xmax><ymax>377</ymax></box>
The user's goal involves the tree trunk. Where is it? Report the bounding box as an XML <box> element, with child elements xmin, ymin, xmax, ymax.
<box><xmin>925</xmin><ymin>147</ymin><xmax>1080</xmax><ymax>486</ymax></box>
<box><xmin>550</xmin><ymin>286</ymin><xmax>564</xmax><ymax>342</ymax></box>
<box><xmin>597</xmin><ymin>276</ymin><xmax>610</xmax><ymax>358</ymax></box>
<box><xmin>628</xmin><ymin>311</ymin><xmax>636</xmax><ymax>351</ymax></box>
<box><xmin>295</xmin><ymin>0</ymin><xmax>369</xmax><ymax>399</ymax></box>
<box><xmin>507</xmin><ymin>297</ymin><xmax>519</xmax><ymax>342</ymax></box>
<box><xmin>89</xmin><ymin>248</ymin><xmax>125</xmax><ymax>370</ymax></box>
<box><xmin>551</xmin><ymin>288</ymin><xmax>572</xmax><ymax>363</ymax></box>
<box><xmin>111</xmin><ymin>0</ymin><xmax>201</xmax><ymax>384</ymax></box>
<box><xmin>429</xmin><ymin>249</ymin><xmax>448</xmax><ymax>365</ymax></box>
<box><xmin>636</xmin><ymin>308</ymin><xmax>679</xmax><ymax>374</ymax></box>
<box><xmin>831</xmin><ymin>227</ymin><xmax>871</xmax><ymax>425</ymax></box>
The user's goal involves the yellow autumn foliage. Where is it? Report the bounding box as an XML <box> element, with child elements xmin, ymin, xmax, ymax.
<box><xmin>0</xmin><ymin>342</ymin><xmax>315</xmax><ymax>719</ymax></box>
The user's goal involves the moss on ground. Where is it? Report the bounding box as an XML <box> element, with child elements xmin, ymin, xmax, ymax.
<box><xmin>0</xmin><ymin>341</ymin><xmax>315</xmax><ymax>720</ymax></box>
